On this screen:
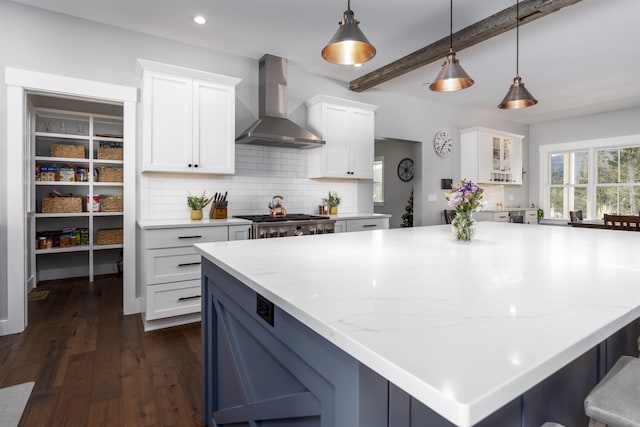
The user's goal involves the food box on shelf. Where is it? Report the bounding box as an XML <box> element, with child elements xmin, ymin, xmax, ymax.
<box><xmin>58</xmin><ymin>167</ymin><xmax>75</xmax><ymax>182</ymax></box>
<box><xmin>41</xmin><ymin>197</ymin><xmax>83</xmax><ymax>213</ymax></box>
<box><xmin>37</xmin><ymin>165</ymin><xmax>56</xmax><ymax>182</ymax></box>
<box><xmin>51</xmin><ymin>144</ymin><xmax>85</xmax><ymax>159</ymax></box>
<box><xmin>86</xmin><ymin>195</ymin><xmax>100</xmax><ymax>212</ymax></box>
<box><xmin>75</xmin><ymin>167</ymin><xmax>89</xmax><ymax>182</ymax></box>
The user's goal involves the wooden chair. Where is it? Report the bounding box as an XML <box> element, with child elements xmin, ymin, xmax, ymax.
<box><xmin>444</xmin><ymin>210</ymin><xmax>456</xmax><ymax>225</ymax></box>
<box><xmin>603</xmin><ymin>214</ymin><xmax>640</xmax><ymax>231</ymax></box>
<box><xmin>569</xmin><ymin>210</ymin><xmax>583</xmax><ymax>222</ymax></box>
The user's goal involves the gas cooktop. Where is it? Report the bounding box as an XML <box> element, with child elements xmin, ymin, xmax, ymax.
<box><xmin>234</xmin><ymin>214</ymin><xmax>330</xmax><ymax>223</ymax></box>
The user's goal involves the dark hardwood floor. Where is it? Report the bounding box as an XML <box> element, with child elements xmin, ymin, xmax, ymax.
<box><xmin>0</xmin><ymin>276</ymin><xmax>203</xmax><ymax>427</ymax></box>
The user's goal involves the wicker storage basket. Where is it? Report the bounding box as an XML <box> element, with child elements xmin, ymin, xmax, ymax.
<box><xmin>97</xmin><ymin>147</ymin><xmax>123</xmax><ymax>161</ymax></box>
<box><xmin>100</xmin><ymin>196</ymin><xmax>123</xmax><ymax>212</ymax></box>
<box><xmin>51</xmin><ymin>144</ymin><xmax>85</xmax><ymax>159</ymax></box>
<box><xmin>41</xmin><ymin>197</ymin><xmax>83</xmax><ymax>213</ymax></box>
<box><xmin>96</xmin><ymin>167</ymin><xmax>123</xmax><ymax>182</ymax></box>
<box><xmin>96</xmin><ymin>228</ymin><xmax>123</xmax><ymax>245</ymax></box>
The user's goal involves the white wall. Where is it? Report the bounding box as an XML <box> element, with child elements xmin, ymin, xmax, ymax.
<box><xmin>0</xmin><ymin>0</ymin><xmax>532</xmax><ymax>327</ymax></box>
<box><xmin>528</xmin><ymin>107</ymin><xmax>640</xmax><ymax>207</ymax></box>
<box><xmin>0</xmin><ymin>1</ymin><xmax>8</xmax><ymax>322</ymax></box>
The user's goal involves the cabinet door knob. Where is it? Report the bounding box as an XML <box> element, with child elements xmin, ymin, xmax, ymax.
<box><xmin>194</xmin><ymin>164</ymin><xmax>198</xmax><ymax>168</ymax></box>
<box><xmin>188</xmin><ymin>163</ymin><xmax>192</xmax><ymax>167</ymax></box>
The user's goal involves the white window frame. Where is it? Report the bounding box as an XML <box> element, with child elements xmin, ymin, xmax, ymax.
<box><xmin>539</xmin><ymin>134</ymin><xmax>640</xmax><ymax>221</ymax></box>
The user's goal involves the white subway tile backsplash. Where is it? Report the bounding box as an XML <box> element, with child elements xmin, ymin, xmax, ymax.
<box><xmin>139</xmin><ymin>145</ymin><xmax>366</xmax><ymax>220</ymax></box>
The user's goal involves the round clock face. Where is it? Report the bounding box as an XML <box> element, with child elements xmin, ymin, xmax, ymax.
<box><xmin>397</xmin><ymin>158</ymin><xmax>414</xmax><ymax>182</ymax></box>
<box><xmin>434</xmin><ymin>130</ymin><xmax>453</xmax><ymax>158</ymax></box>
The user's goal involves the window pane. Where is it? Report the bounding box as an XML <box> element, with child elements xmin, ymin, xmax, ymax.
<box><xmin>632</xmin><ymin>186</ymin><xmax>640</xmax><ymax>215</ymax></box>
<box><xmin>620</xmin><ymin>147</ymin><xmax>640</xmax><ymax>184</ymax></box>
<box><xmin>574</xmin><ymin>151</ymin><xmax>589</xmax><ymax>184</ymax></box>
<box><xmin>550</xmin><ymin>154</ymin><xmax>564</xmax><ymax>185</ymax></box>
<box><xmin>572</xmin><ymin>187</ymin><xmax>588</xmax><ymax>213</ymax></box>
<box><xmin>596</xmin><ymin>186</ymin><xmax>618</xmax><ymax>218</ymax></box>
<box><xmin>549</xmin><ymin>187</ymin><xmax>564</xmax><ymax>218</ymax></box>
<box><xmin>597</xmin><ymin>149</ymin><xmax>618</xmax><ymax>183</ymax></box>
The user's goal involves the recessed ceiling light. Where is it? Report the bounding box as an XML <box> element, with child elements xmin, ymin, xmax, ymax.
<box><xmin>193</xmin><ymin>15</ymin><xmax>207</xmax><ymax>25</ymax></box>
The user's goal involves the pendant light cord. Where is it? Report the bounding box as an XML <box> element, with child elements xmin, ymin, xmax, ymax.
<box><xmin>449</xmin><ymin>0</ymin><xmax>453</xmax><ymax>52</ymax></box>
<box><xmin>347</xmin><ymin>0</ymin><xmax>351</xmax><ymax>12</ymax></box>
<box><xmin>516</xmin><ymin>0</ymin><xmax>520</xmax><ymax>77</ymax></box>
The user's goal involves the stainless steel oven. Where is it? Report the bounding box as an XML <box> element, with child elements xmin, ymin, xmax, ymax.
<box><xmin>234</xmin><ymin>214</ymin><xmax>336</xmax><ymax>239</ymax></box>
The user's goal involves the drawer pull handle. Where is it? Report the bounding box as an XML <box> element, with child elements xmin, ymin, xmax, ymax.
<box><xmin>178</xmin><ymin>295</ymin><xmax>201</xmax><ymax>301</ymax></box>
<box><xmin>178</xmin><ymin>262</ymin><xmax>201</xmax><ymax>267</ymax></box>
<box><xmin>363</xmin><ymin>224</ymin><xmax>377</xmax><ymax>228</ymax></box>
<box><xmin>178</xmin><ymin>235</ymin><xmax>203</xmax><ymax>239</ymax></box>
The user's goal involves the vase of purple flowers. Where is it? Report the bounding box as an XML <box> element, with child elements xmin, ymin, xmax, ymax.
<box><xmin>445</xmin><ymin>179</ymin><xmax>485</xmax><ymax>241</ymax></box>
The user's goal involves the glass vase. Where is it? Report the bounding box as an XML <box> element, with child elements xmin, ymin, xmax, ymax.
<box><xmin>452</xmin><ymin>209</ymin><xmax>476</xmax><ymax>241</ymax></box>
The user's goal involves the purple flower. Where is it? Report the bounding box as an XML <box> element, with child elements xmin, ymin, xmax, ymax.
<box><xmin>445</xmin><ymin>179</ymin><xmax>485</xmax><ymax>212</ymax></box>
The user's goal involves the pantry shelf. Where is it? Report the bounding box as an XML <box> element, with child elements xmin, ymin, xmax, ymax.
<box><xmin>31</xmin><ymin>105</ymin><xmax>125</xmax><ymax>283</ymax></box>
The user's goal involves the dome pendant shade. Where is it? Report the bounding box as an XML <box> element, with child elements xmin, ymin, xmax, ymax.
<box><xmin>498</xmin><ymin>76</ymin><xmax>538</xmax><ymax>109</ymax></box>
<box><xmin>322</xmin><ymin>7</ymin><xmax>376</xmax><ymax>65</ymax></box>
<box><xmin>429</xmin><ymin>51</ymin><xmax>475</xmax><ymax>92</ymax></box>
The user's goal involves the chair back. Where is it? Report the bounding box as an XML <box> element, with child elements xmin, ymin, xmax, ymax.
<box><xmin>603</xmin><ymin>214</ymin><xmax>640</xmax><ymax>231</ymax></box>
<box><xmin>444</xmin><ymin>210</ymin><xmax>456</xmax><ymax>225</ymax></box>
<box><xmin>569</xmin><ymin>210</ymin><xmax>583</xmax><ymax>222</ymax></box>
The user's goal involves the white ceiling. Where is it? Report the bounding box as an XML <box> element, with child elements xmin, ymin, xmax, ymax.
<box><xmin>11</xmin><ymin>0</ymin><xmax>640</xmax><ymax>124</ymax></box>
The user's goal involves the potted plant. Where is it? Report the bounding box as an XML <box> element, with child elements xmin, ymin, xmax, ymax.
<box><xmin>322</xmin><ymin>191</ymin><xmax>341</xmax><ymax>215</ymax></box>
<box><xmin>187</xmin><ymin>191</ymin><xmax>213</xmax><ymax>220</ymax></box>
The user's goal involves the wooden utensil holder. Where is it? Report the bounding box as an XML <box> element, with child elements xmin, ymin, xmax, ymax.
<box><xmin>209</xmin><ymin>206</ymin><xmax>227</xmax><ymax>219</ymax></box>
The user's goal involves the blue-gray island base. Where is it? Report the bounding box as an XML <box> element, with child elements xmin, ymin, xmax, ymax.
<box><xmin>201</xmin><ymin>258</ymin><xmax>640</xmax><ymax>427</ymax></box>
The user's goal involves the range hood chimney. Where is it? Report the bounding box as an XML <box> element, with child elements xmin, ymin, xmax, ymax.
<box><xmin>236</xmin><ymin>54</ymin><xmax>325</xmax><ymax>149</ymax></box>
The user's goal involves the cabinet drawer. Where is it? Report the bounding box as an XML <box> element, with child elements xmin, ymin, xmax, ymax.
<box><xmin>346</xmin><ymin>218</ymin><xmax>389</xmax><ymax>232</ymax></box>
<box><xmin>525</xmin><ymin>211</ymin><xmax>538</xmax><ymax>224</ymax></box>
<box><xmin>493</xmin><ymin>212</ymin><xmax>510</xmax><ymax>222</ymax></box>
<box><xmin>143</xmin><ymin>226</ymin><xmax>227</xmax><ymax>249</ymax></box>
<box><xmin>144</xmin><ymin>246</ymin><xmax>202</xmax><ymax>284</ymax></box>
<box><xmin>145</xmin><ymin>280</ymin><xmax>201</xmax><ymax>320</ymax></box>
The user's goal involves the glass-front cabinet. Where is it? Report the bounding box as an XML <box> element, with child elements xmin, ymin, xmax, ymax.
<box><xmin>460</xmin><ymin>127</ymin><xmax>524</xmax><ymax>185</ymax></box>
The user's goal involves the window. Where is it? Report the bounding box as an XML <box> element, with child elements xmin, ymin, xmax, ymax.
<box><xmin>373</xmin><ymin>157</ymin><xmax>384</xmax><ymax>204</ymax></box>
<box><xmin>548</xmin><ymin>151</ymin><xmax>588</xmax><ymax>218</ymax></box>
<box><xmin>596</xmin><ymin>147</ymin><xmax>640</xmax><ymax>216</ymax></box>
<box><xmin>540</xmin><ymin>135</ymin><xmax>640</xmax><ymax>220</ymax></box>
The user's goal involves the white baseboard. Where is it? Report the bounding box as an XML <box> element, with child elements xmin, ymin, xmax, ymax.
<box><xmin>0</xmin><ymin>319</ymin><xmax>8</xmax><ymax>336</ymax></box>
<box><xmin>143</xmin><ymin>312</ymin><xmax>201</xmax><ymax>332</ymax></box>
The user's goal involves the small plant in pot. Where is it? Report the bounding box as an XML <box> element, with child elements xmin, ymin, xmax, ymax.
<box><xmin>322</xmin><ymin>191</ymin><xmax>341</xmax><ymax>215</ymax></box>
<box><xmin>187</xmin><ymin>191</ymin><xmax>213</xmax><ymax>220</ymax></box>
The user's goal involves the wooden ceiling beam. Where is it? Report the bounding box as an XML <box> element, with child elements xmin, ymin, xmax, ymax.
<box><xmin>349</xmin><ymin>0</ymin><xmax>583</xmax><ymax>92</ymax></box>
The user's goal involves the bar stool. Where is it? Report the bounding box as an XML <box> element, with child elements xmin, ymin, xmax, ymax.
<box><xmin>543</xmin><ymin>337</ymin><xmax>640</xmax><ymax>427</ymax></box>
<box><xmin>583</xmin><ymin>355</ymin><xmax>640</xmax><ymax>426</ymax></box>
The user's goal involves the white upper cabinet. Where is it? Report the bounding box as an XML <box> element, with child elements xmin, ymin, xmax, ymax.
<box><xmin>139</xmin><ymin>60</ymin><xmax>241</xmax><ymax>174</ymax></box>
<box><xmin>306</xmin><ymin>95</ymin><xmax>378</xmax><ymax>179</ymax></box>
<box><xmin>460</xmin><ymin>127</ymin><xmax>524</xmax><ymax>185</ymax></box>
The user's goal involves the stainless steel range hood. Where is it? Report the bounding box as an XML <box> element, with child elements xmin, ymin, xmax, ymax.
<box><xmin>236</xmin><ymin>54</ymin><xmax>325</xmax><ymax>149</ymax></box>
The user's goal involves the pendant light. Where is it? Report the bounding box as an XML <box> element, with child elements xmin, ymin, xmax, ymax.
<box><xmin>430</xmin><ymin>0</ymin><xmax>474</xmax><ymax>92</ymax></box>
<box><xmin>498</xmin><ymin>0</ymin><xmax>538</xmax><ymax>109</ymax></box>
<box><xmin>322</xmin><ymin>0</ymin><xmax>376</xmax><ymax>66</ymax></box>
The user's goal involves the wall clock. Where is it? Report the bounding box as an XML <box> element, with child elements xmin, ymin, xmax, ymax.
<box><xmin>397</xmin><ymin>158</ymin><xmax>414</xmax><ymax>182</ymax></box>
<box><xmin>434</xmin><ymin>130</ymin><xmax>452</xmax><ymax>158</ymax></box>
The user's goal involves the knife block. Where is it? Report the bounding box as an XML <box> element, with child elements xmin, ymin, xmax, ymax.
<box><xmin>210</xmin><ymin>204</ymin><xmax>227</xmax><ymax>219</ymax></box>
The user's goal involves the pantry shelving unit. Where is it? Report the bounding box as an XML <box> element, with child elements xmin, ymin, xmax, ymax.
<box><xmin>30</xmin><ymin>106</ymin><xmax>125</xmax><ymax>282</ymax></box>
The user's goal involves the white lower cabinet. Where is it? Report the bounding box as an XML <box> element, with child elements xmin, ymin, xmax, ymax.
<box><xmin>333</xmin><ymin>217</ymin><xmax>389</xmax><ymax>233</ymax></box>
<box><xmin>476</xmin><ymin>209</ymin><xmax>538</xmax><ymax>224</ymax></box>
<box><xmin>139</xmin><ymin>223</ymin><xmax>248</xmax><ymax>330</ymax></box>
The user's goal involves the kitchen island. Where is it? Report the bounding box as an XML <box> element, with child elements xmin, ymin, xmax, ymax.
<box><xmin>195</xmin><ymin>223</ymin><xmax>640</xmax><ymax>427</ymax></box>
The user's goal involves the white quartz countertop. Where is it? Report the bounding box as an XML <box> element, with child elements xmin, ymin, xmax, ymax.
<box><xmin>329</xmin><ymin>212</ymin><xmax>391</xmax><ymax>220</ymax></box>
<box><xmin>137</xmin><ymin>217</ymin><xmax>252</xmax><ymax>229</ymax></box>
<box><xmin>195</xmin><ymin>223</ymin><xmax>640</xmax><ymax>427</ymax></box>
